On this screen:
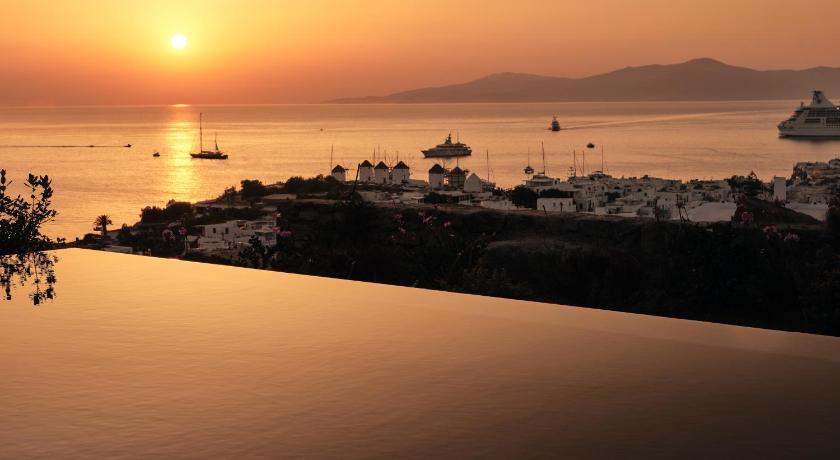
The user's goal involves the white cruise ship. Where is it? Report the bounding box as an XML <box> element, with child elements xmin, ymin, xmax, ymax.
<box><xmin>422</xmin><ymin>133</ymin><xmax>472</xmax><ymax>158</ymax></box>
<box><xmin>778</xmin><ymin>91</ymin><xmax>840</xmax><ymax>138</ymax></box>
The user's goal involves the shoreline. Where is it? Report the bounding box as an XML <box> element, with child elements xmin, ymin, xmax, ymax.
<box><xmin>71</xmin><ymin>169</ymin><xmax>840</xmax><ymax>337</ymax></box>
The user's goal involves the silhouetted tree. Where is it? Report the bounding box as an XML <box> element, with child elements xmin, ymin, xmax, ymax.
<box><xmin>510</xmin><ymin>186</ymin><xmax>538</xmax><ymax>209</ymax></box>
<box><xmin>0</xmin><ymin>170</ymin><xmax>57</xmax><ymax>255</ymax></box>
<box><xmin>93</xmin><ymin>214</ymin><xmax>112</xmax><ymax>239</ymax></box>
<box><xmin>240</xmin><ymin>179</ymin><xmax>270</xmax><ymax>201</ymax></box>
<box><xmin>727</xmin><ymin>171</ymin><xmax>765</xmax><ymax>197</ymax></box>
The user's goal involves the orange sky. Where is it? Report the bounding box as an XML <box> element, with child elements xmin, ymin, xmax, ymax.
<box><xmin>2</xmin><ymin>0</ymin><xmax>840</xmax><ymax>105</ymax></box>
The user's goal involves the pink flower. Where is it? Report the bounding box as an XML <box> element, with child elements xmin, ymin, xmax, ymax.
<box><xmin>762</xmin><ymin>225</ymin><xmax>780</xmax><ymax>241</ymax></box>
<box><xmin>279</xmin><ymin>230</ymin><xmax>293</xmax><ymax>238</ymax></box>
<box><xmin>784</xmin><ymin>233</ymin><xmax>800</xmax><ymax>242</ymax></box>
<box><xmin>178</xmin><ymin>227</ymin><xmax>187</xmax><ymax>236</ymax></box>
<box><xmin>271</xmin><ymin>227</ymin><xmax>281</xmax><ymax>234</ymax></box>
<box><xmin>740</xmin><ymin>211</ymin><xmax>754</xmax><ymax>225</ymax></box>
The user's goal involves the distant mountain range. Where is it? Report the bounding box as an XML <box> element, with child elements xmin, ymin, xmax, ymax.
<box><xmin>331</xmin><ymin>58</ymin><xmax>840</xmax><ymax>103</ymax></box>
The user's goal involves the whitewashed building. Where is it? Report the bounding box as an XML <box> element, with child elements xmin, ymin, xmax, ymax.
<box><xmin>429</xmin><ymin>164</ymin><xmax>445</xmax><ymax>189</ymax></box>
<box><xmin>358</xmin><ymin>160</ymin><xmax>374</xmax><ymax>182</ymax></box>
<box><xmin>374</xmin><ymin>161</ymin><xmax>390</xmax><ymax>184</ymax></box>
<box><xmin>773</xmin><ymin>176</ymin><xmax>787</xmax><ymax>202</ymax></box>
<box><xmin>537</xmin><ymin>197</ymin><xmax>575</xmax><ymax>213</ymax></box>
<box><xmin>198</xmin><ymin>221</ymin><xmax>244</xmax><ymax>240</ymax></box>
<box><xmin>464</xmin><ymin>173</ymin><xmax>483</xmax><ymax>193</ymax></box>
<box><xmin>448</xmin><ymin>167</ymin><xmax>466</xmax><ymax>189</ymax></box>
<box><xmin>331</xmin><ymin>165</ymin><xmax>347</xmax><ymax>182</ymax></box>
<box><xmin>392</xmin><ymin>161</ymin><xmax>410</xmax><ymax>184</ymax></box>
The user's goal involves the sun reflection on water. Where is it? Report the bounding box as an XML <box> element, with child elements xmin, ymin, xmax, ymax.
<box><xmin>164</xmin><ymin>118</ymin><xmax>199</xmax><ymax>200</ymax></box>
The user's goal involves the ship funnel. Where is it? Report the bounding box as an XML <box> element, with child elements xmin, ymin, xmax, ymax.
<box><xmin>811</xmin><ymin>90</ymin><xmax>834</xmax><ymax>107</ymax></box>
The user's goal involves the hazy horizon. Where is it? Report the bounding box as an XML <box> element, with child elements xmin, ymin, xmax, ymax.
<box><xmin>2</xmin><ymin>0</ymin><xmax>840</xmax><ymax>106</ymax></box>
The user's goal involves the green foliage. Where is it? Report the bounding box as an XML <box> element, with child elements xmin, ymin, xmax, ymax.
<box><xmin>239</xmin><ymin>235</ymin><xmax>272</xmax><ymax>269</ymax></box>
<box><xmin>727</xmin><ymin>171</ymin><xmax>765</xmax><ymax>197</ymax></box>
<box><xmin>424</xmin><ymin>192</ymin><xmax>457</xmax><ymax>204</ymax></box>
<box><xmin>116</xmin><ymin>226</ymin><xmax>184</xmax><ymax>257</ymax></box>
<box><xmin>236</xmin><ymin>202</ymin><xmax>840</xmax><ymax>335</ymax></box>
<box><xmin>828</xmin><ymin>194</ymin><xmax>840</xmax><ymax>241</ymax></box>
<box><xmin>281</xmin><ymin>175</ymin><xmax>344</xmax><ymax>195</ymax></box>
<box><xmin>240</xmin><ymin>179</ymin><xmax>270</xmax><ymax>200</ymax></box>
<box><xmin>140</xmin><ymin>202</ymin><xmax>193</xmax><ymax>224</ymax></box>
<box><xmin>93</xmin><ymin>214</ymin><xmax>112</xmax><ymax>238</ymax></box>
<box><xmin>539</xmin><ymin>189</ymin><xmax>574</xmax><ymax>198</ymax></box>
<box><xmin>187</xmin><ymin>207</ymin><xmax>265</xmax><ymax>226</ymax></box>
<box><xmin>0</xmin><ymin>170</ymin><xmax>57</xmax><ymax>255</ymax></box>
<box><xmin>510</xmin><ymin>185</ymin><xmax>538</xmax><ymax>209</ymax></box>
<box><xmin>606</xmin><ymin>191</ymin><xmax>622</xmax><ymax>203</ymax></box>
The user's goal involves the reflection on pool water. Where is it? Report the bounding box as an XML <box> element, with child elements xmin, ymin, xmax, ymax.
<box><xmin>2</xmin><ymin>249</ymin><xmax>840</xmax><ymax>459</ymax></box>
<box><xmin>0</xmin><ymin>252</ymin><xmax>58</xmax><ymax>305</ymax></box>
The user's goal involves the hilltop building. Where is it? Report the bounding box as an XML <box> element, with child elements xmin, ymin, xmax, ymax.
<box><xmin>331</xmin><ymin>165</ymin><xmax>347</xmax><ymax>183</ymax></box>
<box><xmin>374</xmin><ymin>161</ymin><xmax>389</xmax><ymax>184</ymax></box>
<box><xmin>358</xmin><ymin>160</ymin><xmax>374</xmax><ymax>182</ymax></box>
<box><xmin>448</xmin><ymin>167</ymin><xmax>466</xmax><ymax>188</ymax></box>
<box><xmin>464</xmin><ymin>173</ymin><xmax>483</xmax><ymax>193</ymax></box>
<box><xmin>773</xmin><ymin>176</ymin><xmax>787</xmax><ymax>202</ymax></box>
<box><xmin>429</xmin><ymin>164</ymin><xmax>445</xmax><ymax>189</ymax></box>
<box><xmin>392</xmin><ymin>161</ymin><xmax>411</xmax><ymax>184</ymax></box>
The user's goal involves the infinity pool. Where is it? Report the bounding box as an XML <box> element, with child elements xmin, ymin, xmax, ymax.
<box><xmin>2</xmin><ymin>249</ymin><xmax>839</xmax><ymax>459</ymax></box>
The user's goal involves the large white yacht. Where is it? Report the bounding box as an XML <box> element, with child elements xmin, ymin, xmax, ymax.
<box><xmin>778</xmin><ymin>91</ymin><xmax>840</xmax><ymax>138</ymax></box>
<box><xmin>422</xmin><ymin>133</ymin><xmax>472</xmax><ymax>158</ymax></box>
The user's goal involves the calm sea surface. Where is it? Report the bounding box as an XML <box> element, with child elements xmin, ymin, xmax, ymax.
<box><xmin>1</xmin><ymin>101</ymin><xmax>839</xmax><ymax>238</ymax></box>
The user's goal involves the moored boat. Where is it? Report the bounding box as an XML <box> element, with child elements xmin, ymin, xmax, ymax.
<box><xmin>778</xmin><ymin>91</ymin><xmax>840</xmax><ymax>138</ymax></box>
<box><xmin>422</xmin><ymin>133</ymin><xmax>472</xmax><ymax>159</ymax></box>
<box><xmin>190</xmin><ymin>113</ymin><xmax>229</xmax><ymax>160</ymax></box>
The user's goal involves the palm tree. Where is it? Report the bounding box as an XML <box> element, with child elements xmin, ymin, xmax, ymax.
<box><xmin>93</xmin><ymin>214</ymin><xmax>112</xmax><ymax>239</ymax></box>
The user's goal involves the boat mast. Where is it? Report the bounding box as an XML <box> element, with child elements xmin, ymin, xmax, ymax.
<box><xmin>541</xmin><ymin>141</ymin><xmax>547</xmax><ymax>175</ymax></box>
<box><xmin>601</xmin><ymin>145</ymin><xmax>605</xmax><ymax>172</ymax></box>
<box><xmin>199</xmin><ymin>113</ymin><xmax>203</xmax><ymax>152</ymax></box>
<box><xmin>573</xmin><ymin>150</ymin><xmax>577</xmax><ymax>177</ymax></box>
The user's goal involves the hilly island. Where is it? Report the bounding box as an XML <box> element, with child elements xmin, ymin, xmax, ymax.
<box><xmin>332</xmin><ymin>58</ymin><xmax>840</xmax><ymax>103</ymax></box>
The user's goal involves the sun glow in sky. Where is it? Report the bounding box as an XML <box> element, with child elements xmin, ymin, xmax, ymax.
<box><xmin>1</xmin><ymin>0</ymin><xmax>840</xmax><ymax>105</ymax></box>
<box><xmin>171</xmin><ymin>34</ymin><xmax>188</xmax><ymax>50</ymax></box>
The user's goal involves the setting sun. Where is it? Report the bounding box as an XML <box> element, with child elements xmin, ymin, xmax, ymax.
<box><xmin>171</xmin><ymin>34</ymin><xmax>187</xmax><ymax>49</ymax></box>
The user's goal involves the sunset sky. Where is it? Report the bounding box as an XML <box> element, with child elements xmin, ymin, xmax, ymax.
<box><xmin>2</xmin><ymin>0</ymin><xmax>840</xmax><ymax>105</ymax></box>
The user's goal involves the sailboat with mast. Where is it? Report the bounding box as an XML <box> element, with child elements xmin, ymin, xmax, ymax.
<box><xmin>190</xmin><ymin>113</ymin><xmax>229</xmax><ymax>160</ymax></box>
